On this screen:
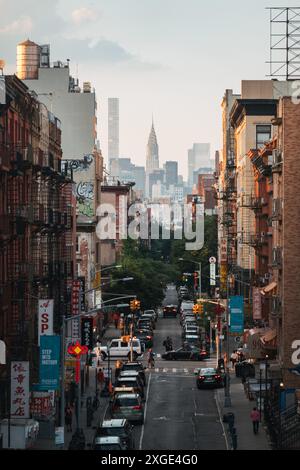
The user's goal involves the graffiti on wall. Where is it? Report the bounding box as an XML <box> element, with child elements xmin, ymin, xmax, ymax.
<box><xmin>69</xmin><ymin>154</ymin><xmax>93</xmax><ymax>173</ymax></box>
<box><xmin>76</xmin><ymin>182</ymin><xmax>94</xmax><ymax>217</ymax></box>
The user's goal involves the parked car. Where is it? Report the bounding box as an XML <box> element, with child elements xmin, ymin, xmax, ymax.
<box><xmin>196</xmin><ymin>368</ymin><xmax>224</xmax><ymax>389</ymax></box>
<box><xmin>115</xmin><ymin>376</ymin><xmax>144</xmax><ymax>399</ymax></box>
<box><xmin>144</xmin><ymin>309</ymin><xmax>158</xmax><ymax>322</ymax></box>
<box><xmin>120</xmin><ymin>362</ymin><xmax>147</xmax><ymax>385</ymax></box>
<box><xmin>110</xmin><ymin>393</ymin><xmax>144</xmax><ymax>424</ymax></box>
<box><xmin>162</xmin><ymin>345</ymin><xmax>208</xmax><ymax>361</ymax></box>
<box><xmin>163</xmin><ymin>305</ymin><xmax>177</xmax><ymax>318</ymax></box>
<box><xmin>133</xmin><ymin>329</ymin><xmax>153</xmax><ymax>349</ymax></box>
<box><xmin>92</xmin><ymin>436</ymin><xmax>126</xmax><ymax>450</ymax></box>
<box><xmin>182</xmin><ymin>334</ymin><xmax>202</xmax><ymax>347</ymax></box>
<box><xmin>99</xmin><ymin>338</ymin><xmax>142</xmax><ymax>361</ymax></box>
<box><xmin>140</xmin><ymin>314</ymin><xmax>156</xmax><ymax>329</ymax></box>
<box><xmin>118</xmin><ymin>370</ymin><xmax>146</xmax><ymax>390</ymax></box>
<box><xmin>136</xmin><ymin>319</ymin><xmax>153</xmax><ymax>332</ymax></box>
<box><xmin>93</xmin><ymin>419</ymin><xmax>135</xmax><ymax>450</ymax></box>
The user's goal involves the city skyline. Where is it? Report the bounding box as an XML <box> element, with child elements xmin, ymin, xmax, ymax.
<box><xmin>0</xmin><ymin>0</ymin><xmax>294</xmax><ymax>178</ymax></box>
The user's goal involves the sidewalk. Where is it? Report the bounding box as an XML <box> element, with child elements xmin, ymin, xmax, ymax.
<box><xmin>215</xmin><ymin>371</ymin><xmax>271</xmax><ymax>450</ymax></box>
<box><xmin>32</xmin><ymin>323</ymin><xmax>120</xmax><ymax>450</ymax></box>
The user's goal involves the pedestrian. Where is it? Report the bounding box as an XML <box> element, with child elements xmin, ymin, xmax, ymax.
<box><xmin>65</xmin><ymin>405</ymin><xmax>73</xmax><ymax>432</ymax></box>
<box><xmin>113</xmin><ymin>312</ymin><xmax>119</xmax><ymax>329</ymax></box>
<box><xmin>230</xmin><ymin>350</ymin><xmax>238</xmax><ymax>369</ymax></box>
<box><xmin>147</xmin><ymin>349</ymin><xmax>155</xmax><ymax>369</ymax></box>
<box><xmin>250</xmin><ymin>407</ymin><xmax>260</xmax><ymax>434</ymax></box>
<box><xmin>97</xmin><ymin>368</ymin><xmax>105</xmax><ymax>390</ymax></box>
<box><xmin>115</xmin><ymin>360</ymin><xmax>123</xmax><ymax>380</ymax></box>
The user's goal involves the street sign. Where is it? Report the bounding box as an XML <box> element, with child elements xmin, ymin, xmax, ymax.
<box><xmin>55</xmin><ymin>427</ymin><xmax>64</xmax><ymax>445</ymax></box>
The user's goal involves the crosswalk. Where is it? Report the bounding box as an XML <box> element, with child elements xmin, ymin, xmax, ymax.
<box><xmin>145</xmin><ymin>360</ymin><xmax>218</xmax><ymax>376</ymax></box>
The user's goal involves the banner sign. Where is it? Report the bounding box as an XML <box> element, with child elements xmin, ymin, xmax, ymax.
<box><xmin>11</xmin><ymin>361</ymin><xmax>30</xmax><ymax>418</ymax></box>
<box><xmin>30</xmin><ymin>391</ymin><xmax>53</xmax><ymax>417</ymax></box>
<box><xmin>40</xmin><ymin>335</ymin><xmax>60</xmax><ymax>390</ymax></box>
<box><xmin>253</xmin><ymin>287</ymin><xmax>262</xmax><ymax>320</ymax></box>
<box><xmin>229</xmin><ymin>296</ymin><xmax>244</xmax><ymax>334</ymax></box>
<box><xmin>210</xmin><ymin>263</ymin><xmax>216</xmax><ymax>286</ymax></box>
<box><xmin>38</xmin><ymin>299</ymin><xmax>54</xmax><ymax>346</ymax></box>
<box><xmin>81</xmin><ymin>317</ymin><xmax>93</xmax><ymax>350</ymax></box>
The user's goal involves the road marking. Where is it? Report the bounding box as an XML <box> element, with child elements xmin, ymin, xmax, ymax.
<box><xmin>214</xmin><ymin>390</ymin><xmax>230</xmax><ymax>450</ymax></box>
<box><xmin>163</xmin><ymin>368</ymin><xmax>168</xmax><ymax>373</ymax></box>
<box><xmin>155</xmin><ymin>368</ymin><xmax>159</xmax><ymax>372</ymax></box>
<box><xmin>139</xmin><ymin>371</ymin><xmax>151</xmax><ymax>450</ymax></box>
<box><xmin>172</xmin><ymin>368</ymin><xmax>177</xmax><ymax>373</ymax></box>
<box><xmin>184</xmin><ymin>368</ymin><xmax>189</xmax><ymax>373</ymax></box>
<box><xmin>156</xmin><ymin>354</ymin><xmax>161</xmax><ymax>358</ymax></box>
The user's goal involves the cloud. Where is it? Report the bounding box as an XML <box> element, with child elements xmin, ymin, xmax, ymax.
<box><xmin>71</xmin><ymin>7</ymin><xmax>100</xmax><ymax>25</ymax></box>
<box><xmin>0</xmin><ymin>15</ymin><xmax>33</xmax><ymax>34</ymax></box>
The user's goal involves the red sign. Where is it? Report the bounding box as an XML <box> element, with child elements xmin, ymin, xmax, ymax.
<box><xmin>67</xmin><ymin>341</ymin><xmax>88</xmax><ymax>383</ymax></box>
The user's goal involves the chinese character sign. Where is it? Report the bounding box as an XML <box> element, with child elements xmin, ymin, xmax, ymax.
<box><xmin>81</xmin><ymin>317</ymin><xmax>93</xmax><ymax>350</ymax></box>
<box><xmin>253</xmin><ymin>287</ymin><xmax>262</xmax><ymax>320</ymax></box>
<box><xmin>11</xmin><ymin>361</ymin><xmax>30</xmax><ymax>418</ymax></box>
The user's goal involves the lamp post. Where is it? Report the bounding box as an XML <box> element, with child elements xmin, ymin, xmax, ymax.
<box><xmin>224</xmin><ymin>274</ymin><xmax>232</xmax><ymax>407</ymax></box>
<box><xmin>60</xmin><ymin>295</ymin><xmax>136</xmax><ymax>447</ymax></box>
<box><xmin>178</xmin><ymin>258</ymin><xmax>201</xmax><ymax>298</ymax></box>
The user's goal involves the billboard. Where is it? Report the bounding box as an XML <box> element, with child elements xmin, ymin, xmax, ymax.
<box><xmin>81</xmin><ymin>317</ymin><xmax>93</xmax><ymax>350</ymax></box>
<box><xmin>229</xmin><ymin>296</ymin><xmax>244</xmax><ymax>334</ymax></box>
<box><xmin>38</xmin><ymin>299</ymin><xmax>54</xmax><ymax>346</ymax></box>
<box><xmin>40</xmin><ymin>335</ymin><xmax>60</xmax><ymax>391</ymax></box>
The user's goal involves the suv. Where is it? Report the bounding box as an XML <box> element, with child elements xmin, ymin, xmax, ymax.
<box><xmin>163</xmin><ymin>305</ymin><xmax>177</xmax><ymax>318</ymax></box>
<box><xmin>93</xmin><ymin>419</ymin><xmax>135</xmax><ymax>450</ymax></box>
<box><xmin>99</xmin><ymin>338</ymin><xmax>142</xmax><ymax>361</ymax></box>
<box><xmin>115</xmin><ymin>376</ymin><xmax>144</xmax><ymax>399</ymax></box>
<box><xmin>144</xmin><ymin>309</ymin><xmax>158</xmax><ymax>322</ymax></box>
<box><xmin>111</xmin><ymin>393</ymin><xmax>144</xmax><ymax>424</ymax></box>
<box><xmin>120</xmin><ymin>362</ymin><xmax>146</xmax><ymax>385</ymax></box>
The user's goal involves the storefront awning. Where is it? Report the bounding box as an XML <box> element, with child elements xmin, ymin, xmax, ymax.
<box><xmin>260</xmin><ymin>281</ymin><xmax>277</xmax><ymax>295</ymax></box>
<box><xmin>260</xmin><ymin>328</ymin><xmax>277</xmax><ymax>345</ymax></box>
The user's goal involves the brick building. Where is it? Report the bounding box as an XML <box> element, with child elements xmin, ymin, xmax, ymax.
<box><xmin>0</xmin><ymin>75</ymin><xmax>75</xmax><ymax>415</ymax></box>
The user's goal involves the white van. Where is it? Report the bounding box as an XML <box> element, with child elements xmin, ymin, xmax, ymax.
<box><xmin>98</xmin><ymin>338</ymin><xmax>142</xmax><ymax>361</ymax></box>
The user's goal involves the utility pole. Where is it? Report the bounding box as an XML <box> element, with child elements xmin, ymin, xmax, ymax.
<box><xmin>224</xmin><ymin>275</ymin><xmax>232</xmax><ymax>407</ymax></box>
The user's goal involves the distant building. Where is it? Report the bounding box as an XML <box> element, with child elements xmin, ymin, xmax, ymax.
<box><xmin>108</xmin><ymin>98</ymin><xmax>119</xmax><ymax>167</ymax></box>
<box><xmin>164</xmin><ymin>161</ymin><xmax>178</xmax><ymax>187</ymax></box>
<box><xmin>146</xmin><ymin>120</ymin><xmax>159</xmax><ymax>196</ymax></box>
<box><xmin>133</xmin><ymin>166</ymin><xmax>146</xmax><ymax>193</ymax></box>
<box><xmin>188</xmin><ymin>143</ymin><xmax>211</xmax><ymax>186</ymax></box>
<box><xmin>148</xmin><ymin>169</ymin><xmax>165</xmax><ymax>199</ymax></box>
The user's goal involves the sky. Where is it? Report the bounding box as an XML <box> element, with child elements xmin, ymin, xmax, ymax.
<box><xmin>0</xmin><ymin>0</ymin><xmax>295</xmax><ymax>179</ymax></box>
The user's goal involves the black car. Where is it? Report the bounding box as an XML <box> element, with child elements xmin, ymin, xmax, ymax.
<box><xmin>136</xmin><ymin>319</ymin><xmax>153</xmax><ymax>332</ymax></box>
<box><xmin>93</xmin><ymin>419</ymin><xmax>135</xmax><ymax>449</ymax></box>
<box><xmin>162</xmin><ymin>345</ymin><xmax>208</xmax><ymax>361</ymax></box>
<box><xmin>120</xmin><ymin>362</ymin><xmax>147</xmax><ymax>385</ymax></box>
<box><xmin>196</xmin><ymin>368</ymin><xmax>224</xmax><ymax>389</ymax></box>
<box><xmin>163</xmin><ymin>305</ymin><xmax>177</xmax><ymax>318</ymax></box>
<box><xmin>133</xmin><ymin>329</ymin><xmax>153</xmax><ymax>349</ymax></box>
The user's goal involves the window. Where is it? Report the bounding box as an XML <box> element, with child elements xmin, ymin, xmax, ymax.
<box><xmin>110</xmin><ymin>341</ymin><xmax>119</xmax><ymax>348</ymax></box>
<box><xmin>256</xmin><ymin>125</ymin><xmax>271</xmax><ymax>149</ymax></box>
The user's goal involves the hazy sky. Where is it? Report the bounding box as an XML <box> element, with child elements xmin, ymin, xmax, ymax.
<box><xmin>0</xmin><ymin>0</ymin><xmax>294</xmax><ymax>178</ymax></box>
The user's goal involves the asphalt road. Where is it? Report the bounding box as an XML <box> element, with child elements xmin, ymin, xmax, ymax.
<box><xmin>134</xmin><ymin>284</ymin><xmax>227</xmax><ymax>450</ymax></box>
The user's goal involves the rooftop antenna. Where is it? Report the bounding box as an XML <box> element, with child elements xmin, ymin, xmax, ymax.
<box><xmin>266</xmin><ymin>7</ymin><xmax>300</xmax><ymax>80</ymax></box>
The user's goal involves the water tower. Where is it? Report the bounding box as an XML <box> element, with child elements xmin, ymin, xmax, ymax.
<box><xmin>16</xmin><ymin>39</ymin><xmax>40</xmax><ymax>80</ymax></box>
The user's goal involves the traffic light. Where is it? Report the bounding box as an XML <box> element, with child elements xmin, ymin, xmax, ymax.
<box><xmin>193</xmin><ymin>303</ymin><xmax>204</xmax><ymax>315</ymax></box>
<box><xmin>130</xmin><ymin>299</ymin><xmax>140</xmax><ymax>311</ymax></box>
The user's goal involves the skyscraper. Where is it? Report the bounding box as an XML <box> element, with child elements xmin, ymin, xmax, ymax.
<box><xmin>188</xmin><ymin>143</ymin><xmax>211</xmax><ymax>186</ymax></box>
<box><xmin>146</xmin><ymin>120</ymin><xmax>159</xmax><ymax>173</ymax></box>
<box><xmin>164</xmin><ymin>161</ymin><xmax>178</xmax><ymax>187</ymax></box>
<box><xmin>108</xmin><ymin>98</ymin><xmax>119</xmax><ymax>167</ymax></box>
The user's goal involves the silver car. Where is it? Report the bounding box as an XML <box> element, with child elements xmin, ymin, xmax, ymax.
<box><xmin>111</xmin><ymin>393</ymin><xmax>144</xmax><ymax>424</ymax></box>
<box><xmin>92</xmin><ymin>436</ymin><xmax>126</xmax><ymax>450</ymax></box>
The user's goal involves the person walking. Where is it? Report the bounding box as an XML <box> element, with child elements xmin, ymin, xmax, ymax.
<box><xmin>113</xmin><ymin>312</ymin><xmax>119</xmax><ymax>329</ymax></box>
<box><xmin>97</xmin><ymin>368</ymin><xmax>105</xmax><ymax>391</ymax></box>
<box><xmin>115</xmin><ymin>360</ymin><xmax>123</xmax><ymax>381</ymax></box>
<box><xmin>230</xmin><ymin>350</ymin><xmax>238</xmax><ymax>369</ymax></box>
<box><xmin>147</xmin><ymin>349</ymin><xmax>155</xmax><ymax>369</ymax></box>
<box><xmin>250</xmin><ymin>407</ymin><xmax>260</xmax><ymax>434</ymax></box>
<box><xmin>65</xmin><ymin>405</ymin><xmax>73</xmax><ymax>433</ymax></box>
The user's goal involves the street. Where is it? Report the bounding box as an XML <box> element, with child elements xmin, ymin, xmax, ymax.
<box><xmin>128</xmin><ymin>286</ymin><xmax>227</xmax><ymax>450</ymax></box>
